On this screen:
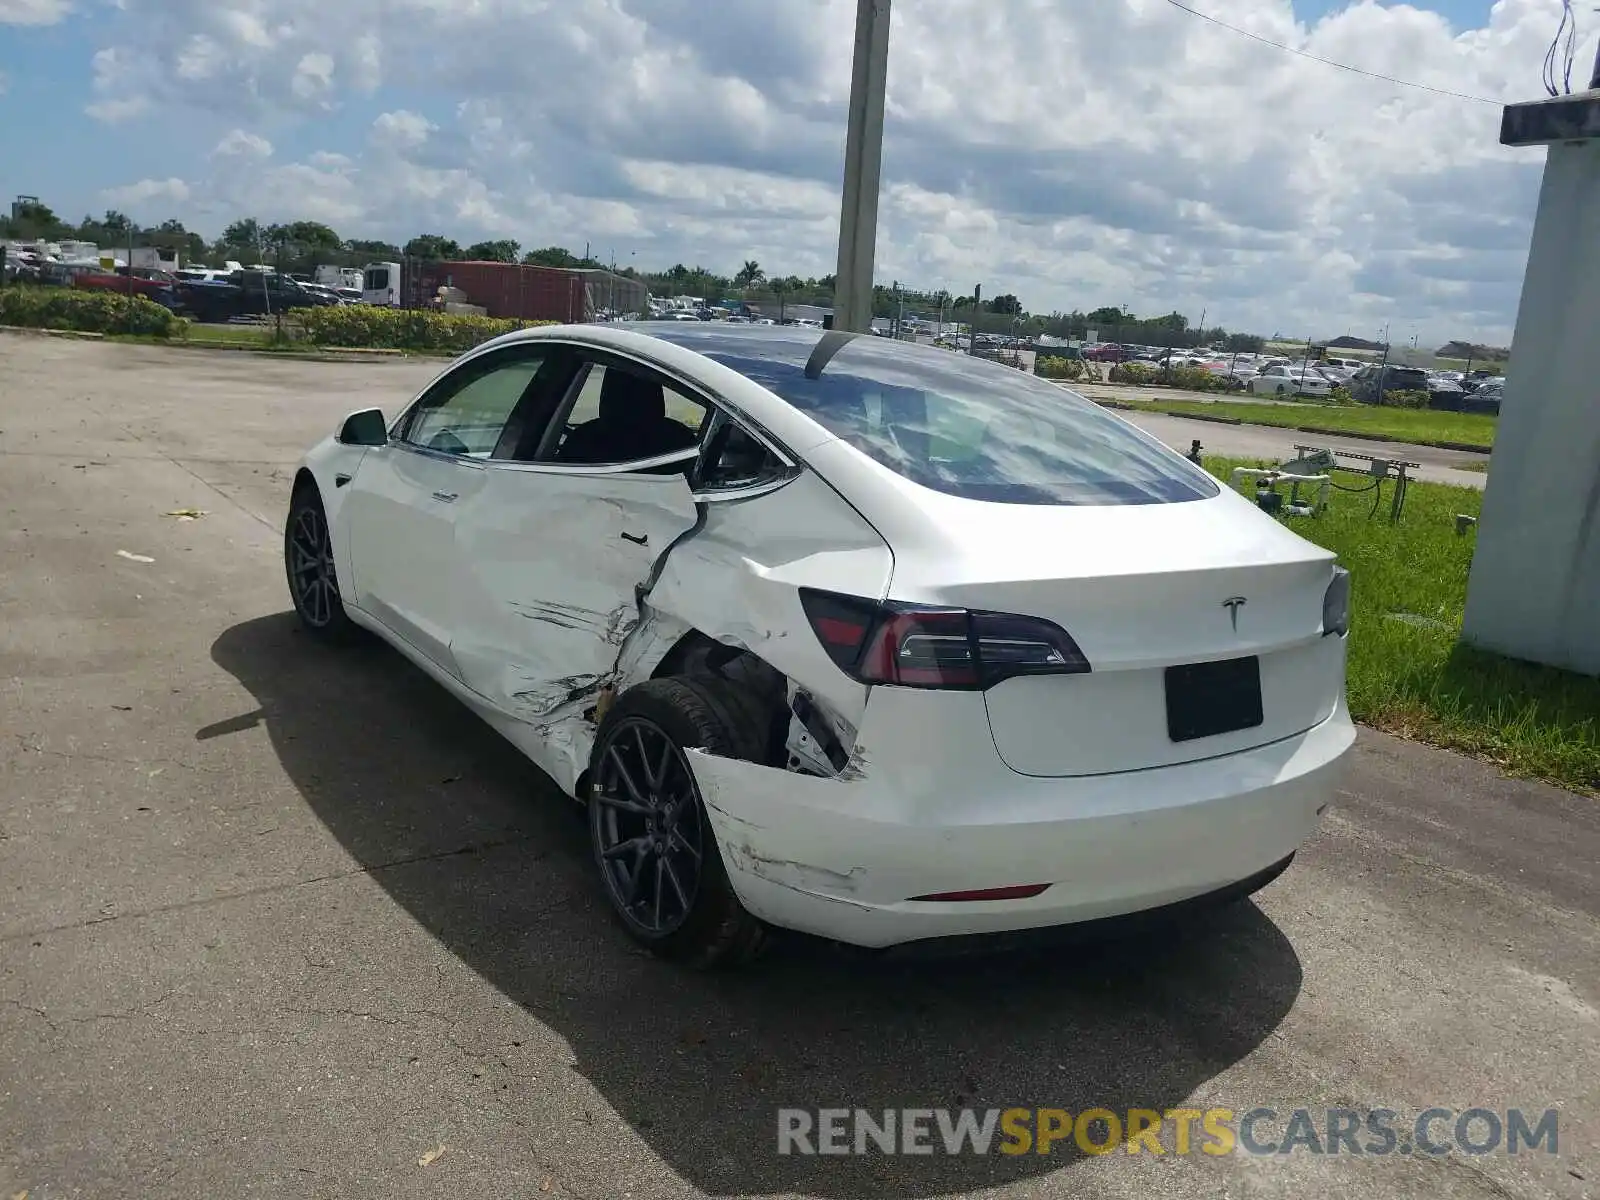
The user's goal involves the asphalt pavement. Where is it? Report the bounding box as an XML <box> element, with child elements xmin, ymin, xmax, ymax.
<box><xmin>1065</xmin><ymin>383</ymin><xmax>1492</xmax><ymax>489</ymax></box>
<box><xmin>0</xmin><ymin>336</ymin><xmax>1593</xmax><ymax>1199</ymax></box>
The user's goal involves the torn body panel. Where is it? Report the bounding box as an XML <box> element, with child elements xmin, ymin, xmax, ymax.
<box><xmin>615</xmin><ymin>470</ymin><xmax>893</xmax><ymax>736</ymax></box>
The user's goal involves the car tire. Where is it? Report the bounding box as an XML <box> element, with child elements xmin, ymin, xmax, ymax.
<box><xmin>284</xmin><ymin>483</ymin><xmax>357</xmax><ymax>642</ymax></box>
<box><xmin>587</xmin><ymin>676</ymin><xmax>770</xmax><ymax>968</ymax></box>
<box><xmin>1276</xmin><ymin>384</ymin><xmax>1288</xmax><ymax>396</ymax></box>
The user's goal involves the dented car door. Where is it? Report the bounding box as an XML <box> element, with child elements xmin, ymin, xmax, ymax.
<box><xmin>449</xmin><ymin>465</ymin><xmax>700</xmax><ymax>727</ymax></box>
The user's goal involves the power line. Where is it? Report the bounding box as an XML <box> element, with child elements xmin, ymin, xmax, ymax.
<box><xmin>1158</xmin><ymin>0</ymin><xmax>1501</xmax><ymax>106</ymax></box>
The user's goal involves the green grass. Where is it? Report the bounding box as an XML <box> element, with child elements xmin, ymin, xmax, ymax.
<box><xmin>1121</xmin><ymin>397</ymin><xmax>1497</xmax><ymax>450</ymax></box>
<box><xmin>182</xmin><ymin>322</ymin><xmax>277</xmax><ymax>347</ymax></box>
<box><xmin>1209</xmin><ymin>458</ymin><xmax>1599</xmax><ymax>794</ymax></box>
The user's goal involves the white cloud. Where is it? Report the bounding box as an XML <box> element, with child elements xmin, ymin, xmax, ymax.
<box><xmin>290</xmin><ymin>50</ymin><xmax>334</xmax><ymax>102</ymax></box>
<box><xmin>85</xmin><ymin>96</ymin><xmax>149</xmax><ymax>121</ymax></box>
<box><xmin>0</xmin><ymin>0</ymin><xmax>70</xmax><ymax>24</ymax></box>
<box><xmin>212</xmin><ymin>129</ymin><xmax>273</xmax><ymax>158</ymax></box>
<box><xmin>101</xmin><ymin>177</ymin><xmax>191</xmax><ymax>207</ymax></box>
<box><xmin>370</xmin><ymin>109</ymin><xmax>435</xmax><ymax>151</ymax></box>
<box><xmin>63</xmin><ymin>0</ymin><xmax>1600</xmax><ymax>342</ymax></box>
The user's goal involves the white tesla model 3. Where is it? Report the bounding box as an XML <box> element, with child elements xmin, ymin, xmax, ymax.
<box><xmin>286</xmin><ymin>323</ymin><xmax>1354</xmax><ymax>966</ymax></box>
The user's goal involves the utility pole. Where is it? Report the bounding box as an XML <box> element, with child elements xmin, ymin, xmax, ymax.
<box><xmin>1376</xmin><ymin>323</ymin><xmax>1391</xmax><ymax>396</ymax></box>
<box><xmin>969</xmin><ymin>284</ymin><xmax>981</xmax><ymax>356</ymax></box>
<box><xmin>831</xmin><ymin>0</ymin><xmax>891</xmax><ymax>333</ymax></box>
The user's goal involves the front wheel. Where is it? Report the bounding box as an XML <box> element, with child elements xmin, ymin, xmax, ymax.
<box><xmin>588</xmin><ymin>676</ymin><xmax>770</xmax><ymax>968</ymax></box>
<box><xmin>1276</xmin><ymin>384</ymin><xmax>1288</xmax><ymax>396</ymax></box>
<box><xmin>284</xmin><ymin>485</ymin><xmax>356</xmax><ymax>641</ymax></box>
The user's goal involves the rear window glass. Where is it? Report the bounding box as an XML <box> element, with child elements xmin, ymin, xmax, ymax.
<box><xmin>699</xmin><ymin>335</ymin><xmax>1218</xmax><ymax>506</ymax></box>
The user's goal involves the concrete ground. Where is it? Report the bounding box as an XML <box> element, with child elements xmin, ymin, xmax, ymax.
<box><xmin>1119</xmin><ymin>409</ymin><xmax>1491</xmax><ymax>490</ymax></box>
<box><xmin>0</xmin><ymin>335</ymin><xmax>1593</xmax><ymax>1200</ymax></box>
<box><xmin>1064</xmin><ymin>383</ymin><xmax>1492</xmax><ymax>489</ymax></box>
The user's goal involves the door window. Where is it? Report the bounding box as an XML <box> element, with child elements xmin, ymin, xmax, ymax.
<box><xmin>545</xmin><ymin>361</ymin><xmax>708</xmax><ymax>466</ymax></box>
<box><xmin>695</xmin><ymin>413</ymin><xmax>793</xmax><ymax>493</ymax></box>
<box><xmin>402</xmin><ymin>351</ymin><xmax>548</xmax><ymax>458</ymax></box>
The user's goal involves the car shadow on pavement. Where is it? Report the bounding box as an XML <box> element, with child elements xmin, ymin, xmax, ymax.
<box><xmin>208</xmin><ymin>614</ymin><xmax>1304</xmax><ymax>1197</ymax></box>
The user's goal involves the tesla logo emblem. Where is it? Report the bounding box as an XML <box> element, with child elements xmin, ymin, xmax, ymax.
<box><xmin>1223</xmin><ymin>597</ymin><xmax>1247</xmax><ymax>630</ymax></box>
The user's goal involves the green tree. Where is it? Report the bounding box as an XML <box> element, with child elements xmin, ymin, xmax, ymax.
<box><xmin>734</xmin><ymin>259</ymin><xmax>765</xmax><ymax>288</ymax></box>
<box><xmin>346</xmin><ymin>238</ymin><xmax>402</xmax><ymax>260</ymax></box>
<box><xmin>404</xmin><ymin>234</ymin><xmax>462</xmax><ymax>260</ymax></box>
<box><xmin>988</xmin><ymin>293</ymin><xmax>1022</xmax><ymax>315</ymax></box>
<box><xmin>221</xmin><ymin>218</ymin><xmax>263</xmax><ymax>252</ymax></box>
<box><xmin>521</xmin><ymin>245</ymin><xmax>577</xmax><ymax>267</ymax></box>
<box><xmin>281</xmin><ymin>221</ymin><xmax>343</xmax><ymax>254</ymax></box>
<box><xmin>2</xmin><ymin>199</ymin><xmax>66</xmax><ymax>239</ymax></box>
<box><xmin>465</xmin><ymin>239</ymin><xmax>520</xmax><ymax>263</ymax></box>
<box><xmin>1087</xmin><ymin>305</ymin><xmax>1126</xmax><ymax>325</ymax></box>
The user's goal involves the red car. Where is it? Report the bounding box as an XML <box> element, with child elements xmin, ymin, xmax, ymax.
<box><xmin>73</xmin><ymin>266</ymin><xmax>176</xmax><ymax>299</ymax></box>
<box><xmin>1084</xmin><ymin>343</ymin><xmax>1129</xmax><ymax>363</ymax></box>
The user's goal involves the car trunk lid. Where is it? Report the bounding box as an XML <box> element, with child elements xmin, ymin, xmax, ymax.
<box><xmin>885</xmin><ymin>490</ymin><xmax>1344</xmax><ymax>777</ymax></box>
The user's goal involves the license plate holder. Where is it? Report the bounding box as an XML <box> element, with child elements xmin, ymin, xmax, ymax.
<box><xmin>1165</xmin><ymin>656</ymin><xmax>1264</xmax><ymax>743</ymax></box>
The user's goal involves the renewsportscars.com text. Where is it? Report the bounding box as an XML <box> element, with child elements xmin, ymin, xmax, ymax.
<box><xmin>776</xmin><ymin>1107</ymin><xmax>1559</xmax><ymax>1157</ymax></box>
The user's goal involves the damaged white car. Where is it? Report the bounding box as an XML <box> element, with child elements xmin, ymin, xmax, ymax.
<box><xmin>285</xmin><ymin>323</ymin><xmax>1355</xmax><ymax>966</ymax></box>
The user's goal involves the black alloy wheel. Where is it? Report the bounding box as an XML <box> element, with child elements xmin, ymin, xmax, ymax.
<box><xmin>284</xmin><ymin>487</ymin><xmax>354</xmax><ymax>640</ymax></box>
<box><xmin>586</xmin><ymin>676</ymin><xmax>770</xmax><ymax>967</ymax></box>
<box><xmin>591</xmin><ymin>717</ymin><xmax>705</xmax><ymax>937</ymax></box>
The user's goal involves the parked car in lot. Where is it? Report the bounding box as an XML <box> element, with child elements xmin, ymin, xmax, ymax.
<box><xmin>1349</xmin><ymin>365</ymin><xmax>1465</xmax><ymax>409</ymax></box>
<box><xmin>1084</xmin><ymin>343</ymin><xmax>1129</xmax><ymax>362</ymax></box>
<box><xmin>173</xmin><ymin>271</ymin><xmax>341</xmax><ymax>322</ymax></box>
<box><xmin>72</xmin><ymin>265</ymin><xmax>176</xmax><ymax>301</ymax></box>
<box><xmin>1463</xmin><ymin>380</ymin><xmax>1504</xmax><ymax>413</ymax></box>
<box><xmin>1348</xmin><ymin>365</ymin><xmax>1424</xmax><ymax>403</ymax></box>
<box><xmin>285</xmin><ymin>323</ymin><xmax>1355</xmax><ymax>966</ymax></box>
<box><xmin>1248</xmin><ymin>364</ymin><xmax>1334</xmax><ymax>397</ymax></box>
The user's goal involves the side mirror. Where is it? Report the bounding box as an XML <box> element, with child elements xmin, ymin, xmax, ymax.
<box><xmin>338</xmin><ymin>408</ymin><xmax>389</xmax><ymax>447</ymax></box>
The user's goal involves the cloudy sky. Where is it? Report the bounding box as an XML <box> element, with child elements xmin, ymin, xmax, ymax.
<box><xmin>0</xmin><ymin>0</ymin><xmax>1593</xmax><ymax>342</ymax></box>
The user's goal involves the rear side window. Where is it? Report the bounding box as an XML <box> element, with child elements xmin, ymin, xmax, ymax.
<box><xmin>704</xmin><ymin>337</ymin><xmax>1217</xmax><ymax>506</ymax></box>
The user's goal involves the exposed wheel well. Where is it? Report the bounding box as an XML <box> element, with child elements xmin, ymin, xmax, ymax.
<box><xmin>650</xmin><ymin>630</ymin><xmax>788</xmax><ymax>761</ymax></box>
<box><xmin>291</xmin><ymin>467</ymin><xmax>318</xmax><ymax>498</ymax></box>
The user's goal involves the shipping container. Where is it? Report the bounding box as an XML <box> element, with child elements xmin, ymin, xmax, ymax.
<box><xmin>399</xmin><ymin>259</ymin><xmax>588</xmax><ymax>323</ymax></box>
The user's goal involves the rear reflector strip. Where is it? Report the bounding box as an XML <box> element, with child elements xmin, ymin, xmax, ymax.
<box><xmin>908</xmin><ymin>884</ymin><xmax>1051</xmax><ymax>903</ymax></box>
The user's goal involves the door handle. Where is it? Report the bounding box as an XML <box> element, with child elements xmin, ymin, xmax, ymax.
<box><xmin>431</xmin><ymin>490</ymin><xmax>458</xmax><ymax>503</ymax></box>
<box><xmin>620</xmin><ymin>531</ymin><xmax>648</xmax><ymax>546</ymax></box>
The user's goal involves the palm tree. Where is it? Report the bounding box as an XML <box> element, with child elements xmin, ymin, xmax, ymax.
<box><xmin>734</xmin><ymin>260</ymin><xmax>765</xmax><ymax>289</ymax></box>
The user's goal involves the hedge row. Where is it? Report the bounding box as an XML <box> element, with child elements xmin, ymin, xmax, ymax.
<box><xmin>0</xmin><ymin>285</ymin><xmax>183</xmax><ymax>337</ymax></box>
<box><xmin>1107</xmin><ymin>362</ymin><xmax>1232</xmax><ymax>393</ymax></box>
<box><xmin>298</xmin><ymin>306</ymin><xmax>558</xmax><ymax>353</ymax></box>
<box><xmin>1036</xmin><ymin>355</ymin><xmax>1092</xmax><ymax>381</ymax></box>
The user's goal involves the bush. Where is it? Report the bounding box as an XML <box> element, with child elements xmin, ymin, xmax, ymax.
<box><xmin>1108</xmin><ymin>362</ymin><xmax>1161</xmax><ymax>385</ymax></box>
<box><xmin>1329</xmin><ymin>386</ymin><xmax>1352</xmax><ymax>404</ymax></box>
<box><xmin>299</xmin><ymin>305</ymin><xmax>558</xmax><ymax>353</ymax></box>
<box><xmin>1036</xmin><ymin>354</ymin><xmax>1089</xmax><ymax>381</ymax></box>
<box><xmin>1163</xmin><ymin>365</ymin><xmax>1229</xmax><ymax>393</ymax></box>
<box><xmin>0</xmin><ymin>284</ymin><xmax>183</xmax><ymax>337</ymax></box>
<box><xmin>1381</xmin><ymin>389</ymin><xmax>1431</xmax><ymax>409</ymax></box>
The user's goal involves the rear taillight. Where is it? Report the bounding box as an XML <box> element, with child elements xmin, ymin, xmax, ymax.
<box><xmin>799</xmin><ymin>589</ymin><xmax>1090</xmax><ymax>690</ymax></box>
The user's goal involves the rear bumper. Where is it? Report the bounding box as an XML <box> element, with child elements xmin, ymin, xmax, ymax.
<box><xmin>688</xmin><ymin>693</ymin><xmax>1355</xmax><ymax>949</ymax></box>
